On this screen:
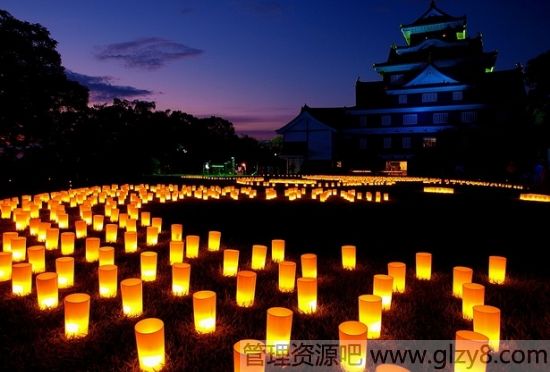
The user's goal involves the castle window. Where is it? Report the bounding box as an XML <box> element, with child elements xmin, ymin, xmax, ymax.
<box><xmin>398</xmin><ymin>95</ymin><xmax>408</xmax><ymax>104</ymax></box>
<box><xmin>383</xmin><ymin>137</ymin><xmax>392</xmax><ymax>149</ymax></box>
<box><xmin>433</xmin><ymin>112</ymin><xmax>448</xmax><ymax>124</ymax></box>
<box><xmin>359</xmin><ymin>138</ymin><xmax>368</xmax><ymax>150</ymax></box>
<box><xmin>423</xmin><ymin>137</ymin><xmax>437</xmax><ymax>148</ymax></box>
<box><xmin>403</xmin><ymin>114</ymin><xmax>417</xmax><ymax>125</ymax></box>
<box><xmin>381</xmin><ymin>115</ymin><xmax>392</xmax><ymax>126</ymax></box>
<box><xmin>461</xmin><ymin>111</ymin><xmax>477</xmax><ymax>123</ymax></box>
<box><xmin>402</xmin><ymin>136</ymin><xmax>412</xmax><ymax>149</ymax></box>
<box><xmin>452</xmin><ymin>91</ymin><xmax>463</xmax><ymax>101</ymax></box>
<box><xmin>422</xmin><ymin>92</ymin><xmax>438</xmax><ymax>103</ymax></box>
<box><xmin>360</xmin><ymin>116</ymin><xmax>367</xmax><ymax>127</ymax></box>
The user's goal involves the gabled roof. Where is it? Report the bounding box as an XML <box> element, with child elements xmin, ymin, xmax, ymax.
<box><xmin>276</xmin><ymin>106</ymin><xmax>349</xmax><ymax>134</ymax></box>
<box><xmin>402</xmin><ymin>0</ymin><xmax>465</xmax><ymax>28</ymax></box>
<box><xmin>402</xmin><ymin>64</ymin><xmax>459</xmax><ymax>87</ymax></box>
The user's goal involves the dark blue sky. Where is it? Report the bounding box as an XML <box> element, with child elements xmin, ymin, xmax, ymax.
<box><xmin>3</xmin><ymin>0</ymin><xmax>549</xmax><ymax>138</ymax></box>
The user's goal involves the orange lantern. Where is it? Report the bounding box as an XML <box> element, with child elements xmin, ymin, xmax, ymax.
<box><xmin>473</xmin><ymin>305</ymin><xmax>501</xmax><ymax>351</ymax></box>
<box><xmin>118</xmin><ymin>213</ymin><xmax>128</xmax><ymax>228</ymax></box>
<box><xmin>297</xmin><ymin>277</ymin><xmax>317</xmax><ymax>314</ymax></box>
<box><xmin>151</xmin><ymin>217</ymin><xmax>162</xmax><ymax>232</ymax></box>
<box><xmin>27</xmin><ymin>245</ymin><xmax>46</xmax><ymax>273</ymax></box>
<box><xmin>92</xmin><ymin>215</ymin><xmax>104</xmax><ymax>231</ymax></box>
<box><xmin>454</xmin><ymin>330</ymin><xmax>489</xmax><ymax>372</ymax></box>
<box><xmin>124</xmin><ymin>231</ymin><xmax>138</xmax><ymax>253</ymax></box>
<box><xmin>36</xmin><ymin>272</ymin><xmax>59</xmax><ymax>309</ymax></box>
<box><xmin>12</xmin><ymin>262</ymin><xmax>32</xmax><ymax>296</ymax></box>
<box><xmin>338</xmin><ymin>321</ymin><xmax>368</xmax><ymax>372</ymax></box>
<box><xmin>56</xmin><ymin>257</ymin><xmax>74</xmax><ymax>288</ymax></box>
<box><xmin>415</xmin><ymin>252</ymin><xmax>432</xmax><ymax>280</ymax></box>
<box><xmin>45</xmin><ymin>227</ymin><xmax>59</xmax><ymax>250</ymax></box>
<box><xmin>488</xmin><ymin>256</ymin><xmax>506</xmax><ymax>284</ymax></box>
<box><xmin>171</xmin><ymin>223</ymin><xmax>183</xmax><ymax>241</ymax></box>
<box><xmin>10</xmin><ymin>236</ymin><xmax>26</xmax><ymax>262</ymax></box>
<box><xmin>278</xmin><ymin>261</ymin><xmax>296</xmax><ymax>293</ymax></box>
<box><xmin>186</xmin><ymin>235</ymin><xmax>200</xmax><ymax>258</ymax></box>
<box><xmin>236</xmin><ymin>270</ymin><xmax>257</xmax><ymax>307</ymax></box>
<box><xmin>140</xmin><ymin>211</ymin><xmax>151</xmax><ymax>227</ymax></box>
<box><xmin>172</xmin><ymin>263</ymin><xmax>191</xmax><ymax>296</ymax></box>
<box><xmin>251</xmin><ymin>244</ymin><xmax>267</xmax><ymax>270</ymax></box>
<box><xmin>38</xmin><ymin>222</ymin><xmax>51</xmax><ymax>242</ymax></box>
<box><xmin>341</xmin><ymin>245</ymin><xmax>356</xmax><ymax>270</ymax></box>
<box><xmin>169</xmin><ymin>241</ymin><xmax>184</xmax><ymax>265</ymax></box>
<box><xmin>193</xmin><ymin>290</ymin><xmax>216</xmax><ymax>334</ymax></box>
<box><xmin>74</xmin><ymin>220</ymin><xmax>87</xmax><ymax>239</ymax></box>
<box><xmin>29</xmin><ymin>218</ymin><xmax>41</xmax><ymax>236</ymax></box>
<box><xmin>57</xmin><ymin>213</ymin><xmax>69</xmax><ymax>229</ymax></box>
<box><xmin>375</xmin><ymin>365</ymin><xmax>410</xmax><ymax>372</ymax></box>
<box><xmin>462</xmin><ymin>283</ymin><xmax>485</xmax><ymax>320</ymax></box>
<box><xmin>0</xmin><ymin>251</ymin><xmax>12</xmax><ymax>281</ymax></box>
<box><xmin>208</xmin><ymin>231</ymin><xmax>221</xmax><ymax>251</ymax></box>
<box><xmin>98</xmin><ymin>264</ymin><xmax>118</xmax><ymax>298</ymax></box>
<box><xmin>146</xmin><ymin>226</ymin><xmax>158</xmax><ymax>246</ymax></box>
<box><xmin>223</xmin><ymin>249</ymin><xmax>240</xmax><ymax>277</ymax></box>
<box><xmin>99</xmin><ymin>246</ymin><xmax>115</xmax><ymax>266</ymax></box>
<box><xmin>266</xmin><ymin>307</ymin><xmax>293</xmax><ymax>354</ymax></box>
<box><xmin>105</xmin><ymin>224</ymin><xmax>118</xmax><ymax>243</ymax></box>
<box><xmin>121</xmin><ymin>278</ymin><xmax>143</xmax><ymax>317</ymax></box>
<box><xmin>387</xmin><ymin>262</ymin><xmax>406</xmax><ymax>293</ymax></box>
<box><xmin>64</xmin><ymin>293</ymin><xmax>91</xmax><ymax>338</ymax></box>
<box><xmin>82</xmin><ymin>210</ymin><xmax>92</xmax><ymax>226</ymax></box>
<box><xmin>373</xmin><ymin>274</ymin><xmax>393</xmax><ymax>310</ymax></box>
<box><xmin>233</xmin><ymin>339</ymin><xmax>265</xmax><ymax>372</ymax></box>
<box><xmin>300</xmin><ymin>253</ymin><xmax>317</xmax><ymax>279</ymax></box>
<box><xmin>453</xmin><ymin>266</ymin><xmax>473</xmax><ymax>298</ymax></box>
<box><xmin>60</xmin><ymin>232</ymin><xmax>75</xmax><ymax>255</ymax></box>
<box><xmin>271</xmin><ymin>239</ymin><xmax>285</xmax><ymax>263</ymax></box>
<box><xmin>358</xmin><ymin>294</ymin><xmax>382</xmax><ymax>339</ymax></box>
<box><xmin>126</xmin><ymin>218</ymin><xmax>137</xmax><ymax>233</ymax></box>
<box><xmin>134</xmin><ymin>318</ymin><xmax>165</xmax><ymax>372</ymax></box>
<box><xmin>2</xmin><ymin>231</ymin><xmax>18</xmax><ymax>252</ymax></box>
<box><xmin>85</xmin><ymin>237</ymin><xmax>100</xmax><ymax>262</ymax></box>
<box><xmin>141</xmin><ymin>251</ymin><xmax>158</xmax><ymax>282</ymax></box>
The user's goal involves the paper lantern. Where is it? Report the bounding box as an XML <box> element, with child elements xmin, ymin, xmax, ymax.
<box><xmin>60</xmin><ymin>232</ymin><xmax>75</xmax><ymax>255</ymax></box>
<box><xmin>186</xmin><ymin>235</ymin><xmax>200</xmax><ymax>258</ymax></box>
<box><xmin>171</xmin><ymin>224</ymin><xmax>183</xmax><ymax>241</ymax></box>
<box><xmin>58</xmin><ymin>213</ymin><xmax>69</xmax><ymax>229</ymax></box>
<box><xmin>56</xmin><ymin>257</ymin><xmax>74</xmax><ymax>288</ymax></box>
<box><xmin>300</xmin><ymin>253</ymin><xmax>317</xmax><ymax>279</ymax></box>
<box><xmin>166</xmin><ymin>241</ymin><xmax>183</xmax><ymax>265</ymax></box>
<box><xmin>98</xmin><ymin>264</ymin><xmax>118</xmax><ymax>298</ymax></box>
<box><xmin>36</xmin><ymin>272</ymin><xmax>59</xmax><ymax>309</ymax></box>
<box><xmin>105</xmin><ymin>224</ymin><xmax>118</xmax><ymax>243</ymax></box>
<box><xmin>193</xmin><ymin>290</ymin><xmax>216</xmax><ymax>334</ymax></box>
<box><xmin>141</xmin><ymin>252</ymin><xmax>158</xmax><ymax>282</ymax></box>
<box><xmin>146</xmin><ymin>226</ymin><xmax>159</xmax><ymax>246</ymax></box>
<box><xmin>462</xmin><ymin>283</ymin><xmax>485</xmax><ymax>320</ymax></box>
<box><xmin>93</xmin><ymin>215</ymin><xmax>104</xmax><ymax>231</ymax></box>
<box><xmin>358</xmin><ymin>294</ymin><xmax>382</xmax><ymax>339</ymax></box>
<box><xmin>151</xmin><ymin>217</ymin><xmax>162</xmax><ymax>232</ymax></box>
<box><xmin>121</xmin><ymin>278</ymin><xmax>143</xmax><ymax>317</ymax></box>
<box><xmin>488</xmin><ymin>256</ymin><xmax>506</xmax><ymax>284</ymax></box>
<box><xmin>387</xmin><ymin>262</ymin><xmax>406</xmax><ymax>293</ymax></box>
<box><xmin>233</xmin><ymin>339</ymin><xmax>265</xmax><ymax>372</ymax></box>
<box><xmin>10</xmin><ymin>236</ymin><xmax>26</xmax><ymax>262</ymax></box>
<box><xmin>223</xmin><ymin>249</ymin><xmax>240</xmax><ymax>277</ymax></box>
<box><xmin>415</xmin><ymin>252</ymin><xmax>432</xmax><ymax>280</ymax></box>
<box><xmin>75</xmin><ymin>220</ymin><xmax>87</xmax><ymax>239</ymax></box>
<box><xmin>338</xmin><ymin>321</ymin><xmax>368</xmax><ymax>372</ymax></box>
<box><xmin>454</xmin><ymin>330</ymin><xmax>489</xmax><ymax>372</ymax></box>
<box><xmin>297</xmin><ymin>277</ymin><xmax>317</xmax><ymax>314</ymax></box>
<box><xmin>208</xmin><ymin>231</ymin><xmax>221</xmax><ymax>251</ymax></box>
<box><xmin>251</xmin><ymin>245</ymin><xmax>267</xmax><ymax>270</ymax></box>
<box><xmin>2</xmin><ymin>231</ymin><xmax>18</xmax><ymax>252</ymax></box>
<box><xmin>85</xmin><ymin>237</ymin><xmax>100</xmax><ymax>262</ymax></box>
<box><xmin>373</xmin><ymin>274</ymin><xmax>393</xmax><ymax>310</ymax></box>
<box><xmin>119</xmin><ymin>213</ymin><xmax>128</xmax><ymax>229</ymax></box>
<box><xmin>12</xmin><ymin>262</ymin><xmax>32</xmax><ymax>296</ymax></box>
<box><xmin>375</xmin><ymin>364</ymin><xmax>410</xmax><ymax>372</ymax></box>
<box><xmin>124</xmin><ymin>231</ymin><xmax>138</xmax><ymax>253</ymax></box>
<box><xmin>140</xmin><ymin>211</ymin><xmax>151</xmax><ymax>227</ymax></box>
<box><xmin>135</xmin><ymin>318</ymin><xmax>165</xmax><ymax>372</ymax></box>
<box><xmin>0</xmin><ymin>252</ymin><xmax>12</xmax><ymax>281</ymax></box>
<box><xmin>99</xmin><ymin>246</ymin><xmax>115</xmax><ymax>266</ymax></box>
<box><xmin>27</xmin><ymin>245</ymin><xmax>46</xmax><ymax>273</ymax></box>
<box><xmin>29</xmin><ymin>218</ymin><xmax>41</xmax><ymax>236</ymax></box>
<box><xmin>46</xmin><ymin>228</ymin><xmax>59</xmax><ymax>250</ymax></box>
<box><xmin>341</xmin><ymin>245</ymin><xmax>356</xmax><ymax>270</ymax></box>
<box><xmin>473</xmin><ymin>305</ymin><xmax>501</xmax><ymax>351</ymax></box>
<box><xmin>453</xmin><ymin>266</ymin><xmax>473</xmax><ymax>298</ymax></box>
<box><xmin>278</xmin><ymin>261</ymin><xmax>296</xmax><ymax>293</ymax></box>
<box><xmin>82</xmin><ymin>210</ymin><xmax>92</xmax><ymax>225</ymax></box>
<box><xmin>110</xmin><ymin>208</ymin><xmax>119</xmax><ymax>222</ymax></box>
<box><xmin>14</xmin><ymin>211</ymin><xmax>30</xmax><ymax>230</ymax></box>
<box><xmin>64</xmin><ymin>293</ymin><xmax>91</xmax><ymax>338</ymax></box>
<box><xmin>266</xmin><ymin>307</ymin><xmax>293</xmax><ymax>354</ymax></box>
<box><xmin>271</xmin><ymin>239</ymin><xmax>285</xmax><ymax>263</ymax></box>
<box><xmin>38</xmin><ymin>222</ymin><xmax>51</xmax><ymax>242</ymax></box>
<box><xmin>232</xmin><ymin>271</ymin><xmax>255</xmax><ymax>308</ymax></box>
<box><xmin>172</xmin><ymin>263</ymin><xmax>191</xmax><ymax>296</ymax></box>
<box><xmin>126</xmin><ymin>218</ymin><xmax>137</xmax><ymax>233</ymax></box>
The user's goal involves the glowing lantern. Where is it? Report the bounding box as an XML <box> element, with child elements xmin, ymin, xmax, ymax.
<box><xmin>82</xmin><ymin>210</ymin><xmax>92</xmax><ymax>225</ymax></box>
<box><xmin>0</xmin><ymin>252</ymin><xmax>12</xmax><ymax>281</ymax></box>
<box><xmin>85</xmin><ymin>237</ymin><xmax>100</xmax><ymax>262</ymax></box>
<box><xmin>208</xmin><ymin>231</ymin><xmax>221</xmax><ymax>251</ymax></box>
<box><xmin>488</xmin><ymin>256</ymin><xmax>506</xmax><ymax>284</ymax></box>
<box><xmin>121</xmin><ymin>278</ymin><xmax>143</xmax><ymax>317</ymax></box>
<box><xmin>171</xmin><ymin>224</ymin><xmax>183</xmax><ymax>241</ymax></box>
<box><xmin>338</xmin><ymin>321</ymin><xmax>368</xmax><ymax>372</ymax></box>
<box><xmin>151</xmin><ymin>217</ymin><xmax>162</xmax><ymax>232</ymax></box>
<box><xmin>36</xmin><ymin>272</ymin><xmax>59</xmax><ymax>309</ymax></box>
<box><xmin>105</xmin><ymin>224</ymin><xmax>118</xmax><ymax>243</ymax></box>
<box><xmin>473</xmin><ymin>305</ymin><xmax>501</xmax><ymax>351</ymax></box>
<box><xmin>93</xmin><ymin>215</ymin><xmax>104</xmax><ymax>231</ymax></box>
<box><xmin>12</xmin><ymin>262</ymin><xmax>32</xmax><ymax>296</ymax></box>
<box><xmin>38</xmin><ymin>222</ymin><xmax>51</xmax><ymax>242</ymax></box>
<box><xmin>64</xmin><ymin>293</ymin><xmax>91</xmax><ymax>338</ymax></box>
<box><xmin>453</xmin><ymin>266</ymin><xmax>473</xmax><ymax>298</ymax></box>
<box><xmin>2</xmin><ymin>231</ymin><xmax>18</xmax><ymax>252</ymax></box>
<box><xmin>271</xmin><ymin>239</ymin><xmax>285</xmax><ymax>263</ymax></box>
<box><xmin>119</xmin><ymin>213</ymin><xmax>128</xmax><ymax>229</ymax></box>
<box><xmin>124</xmin><ymin>231</ymin><xmax>138</xmax><ymax>253</ymax></box>
<box><xmin>300</xmin><ymin>253</ymin><xmax>317</xmax><ymax>279</ymax></box>
<box><xmin>172</xmin><ymin>263</ymin><xmax>191</xmax><ymax>296</ymax></box>
<box><xmin>169</xmin><ymin>241</ymin><xmax>184</xmax><ymax>265</ymax></box>
<box><xmin>140</xmin><ymin>211</ymin><xmax>151</xmax><ymax>226</ymax></box>
<box><xmin>99</xmin><ymin>246</ymin><xmax>115</xmax><ymax>266</ymax></box>
<box><xmin>29</xmin><ymin>218</ymin><xmax>41</xmax><ymax>236</ymax></box>
<box><xmin>75</xmin><ymin>220</ymin><xmax>87</xmax><ymax>239</ymax></box>
<box><xmin>462</xmin><ymin>283</ymin><xmax>485</xmax><ymax>320</ymax></box>
<box><xmin>341</xmin><ymin>245</ymin><xmax>356</xmax><ymax>270</ymax></box>
<box><xmin>415</xmin><ymin>252</ymin><xmax>432</xmax><ymax>280</ymax></box>
<box><xmin>278</xmin><ymin>261</ymin><xmax>296</xmax><ymax>293</ymax></box>
<box><xmin>266</xmin><ymin>307</ymin><xmax>293</xmax><ymax>354</ymax></box>
<box><xmin>141</xmin><ymin>252</ymin><xmax>158</xmax><ymax>282</ymax></box>
<box><xmin>14</xmin><ymin>211</ymin><xmax>29</xmax><ymax>230</ymax></box>
<box><xmin>186</xmin><ymin>235</ymin><xmax>200</xmax><ymax>258</ymax></box>
<box><xmin>46</xmin><ymin>228</ymin><xmax>59</xmax><ymax>250</ymax></box>
<box><xmin>144</xmin><ymin>226</ymin><xmax>158</xmax><ymax>246</ymax></box>
<box><xmin>56</xmin><ymin>257</ymin><xmax>74</xmax><ymax>288</ymax></box>
<box><xmin>98</xmin><ymin>264</ymin><xmax>118</xmax><ymax>298</ymax></box>
<box><xmin>27</xmin><ymin>245</ymin><xmax>46</xmax><ymax>273</ymax></box>
<box><xmin>297</xmin><ymin>277</ymin><xmax>317</xmax><ymax>314</ymax></box>
<box><xmin>233</xmin><ymin>339</ymin><xmax>265</xmax><ymax>372</ymax></box>
<box><xmin>58</xmin><ymin>213</ymin><xmax>69</xmax><ymax>229</ymax></box>
<box><xmin>223</xmin><ymin>249</ymin><xmax>240</xmax><ymax>277</ymax></box>
<box><xmin>358</xmin><ymin>294</ymin><xmax>382</xmax><ymax>339</ymax></box>
<box><xmin>454</xmin><ymin>330</ymin><xmax>489</xmax><ymax>372</ymax></box>
<box><xmin>251</xmin><ymin>245</ymin><xmax>267</xmax><ymax>270</ymax></box>
<box><xmin>193</xmin><ymin>290</ymin><xmax>216</xmax><ymax>334</ymax></box>
<box><xmin>110</xmin><ymin>208</ymin><xmax>119</xmax><ymax>222</ymax></box>
<box><xmin>236</xmin><ymin>270</ymin><xmax>257</xmax><ymax>307</ymax></box>
<box><xmin>387</xmin><ymin>262</ymin><xmax>406</xmax><ymax>293</ymax></box>
<box><xmin>373</xmin><ymin>274</ymin><xmax>393</xmax><ymax>310</ymax></box>
<box><xmin>375</xmin><ymin>365</ymin><xmax>410</xmax><ymax>372</ymax></box>
<box><xmin>11</xmin><ymin>236</ymin><xmax>26</xmax><ymax>262</ymax></box>
<box><xmin>60</xmin><ymin>232</ymin><xmax>75</xmax><ymax>255</ymax></box>
<box><xmin>135</xmin><ymin>318</ymin><xmax>165</xmax><ymax>371</ymax></box>
<box><xmin>126</xmin><ymin>218</ymin><xmax>137</xmax><ymax>233</ymax></box>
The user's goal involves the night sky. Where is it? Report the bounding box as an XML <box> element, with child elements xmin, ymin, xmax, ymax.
<box><xmin>2</xmin><ymin>0</ymin><xmax>549</xmax><ymax>139</ymax></box>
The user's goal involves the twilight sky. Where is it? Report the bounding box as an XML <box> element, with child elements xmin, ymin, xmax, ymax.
<box><xmin>2</xmin><ymin>0</ymin><xmax>548</xmax><ymax>139</ymax></box>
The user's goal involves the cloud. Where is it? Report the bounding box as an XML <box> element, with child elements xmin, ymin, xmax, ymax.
<box><xmin>240</xmin><ymin>0</ymin><xmax>284</xmax><ymax>15</ymax></box>
<box><xmin>94</xmin><ymin>37</ymin><xmax>203</xmax><ymax>70</ymax></box>
<box><xmin>66</xmin><ymin>70</ymin><xmax>153</xmax><ymax>103</ymax></box>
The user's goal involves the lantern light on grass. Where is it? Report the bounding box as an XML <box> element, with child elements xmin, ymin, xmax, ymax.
<box><xmin>473</xmin><ymin>305</ymin><xmax>501</xmax><ymax>351</ymax></box>
<box><xmin>11</xmin><ymin>237</ymin><xmax>26</xmax><ymax>262</ymax></box>
<box><xmin>358</xmin><ymin>294</ymin><xmax>382</xmax><ymax>339</ymax></box>
<box><xmin>85</xmin><ymin>237</ymin><xmax>100</xmax><ymax>262</ymax></box>
<box><xmin>2</xmin><ymin>231</ymin><xmax>18</xmax><ymax>252</ymax></box>
<box><xmin>98</xmin><ymin>264</ymin><xmax>118</xmax><ymax>298</ymax></box>
<box><xmin>64</xmin><ymin>293</ymin><xmax>91</xmax><ymax>338</ymax></box>
<box><xmin>186</xmin><ymin>235</ymin><xmax>200</xmax><ymax>258</ymax></box>
<box><xmin>171</xmin><ymin>224</ymin><xmax>183</xmax><ymax>242</ymax></box>
<box><xmin>338</xmin><ymin>321</ymin><xmax>368</xmax><ymax>372</ymax></box>
<box><xmin>134</xmin><ymin>318</ymin><xmax>165</xmax><ymax>372</ymax></box>
<box><xmin>56</xmin><ymin>257</ymin><xmax>75</xmax><ymax>288</ymax></box>
<box><xmin>92</xmin><ymin>215</ymin><xmax>104</xmax><ymax>231</ymax></box>
<box><xmin>12</xmin><ymin>263</ymin><xmax>32</xmax><ymax>296</ymax></box>
<box><xmin>208</xmin><ymin>231</ymin><xmax>221</xmax><ymax>251</ymax></box>
<box><xmin>415</xmin><ymin>252</ymin><xmax>432</xmax><ymax>280</ymax></box>
<box><xmin>36</xmin><ymin>272</ymin><xmax>58</xmax><ymax>309</ymax></box>
<box><xmin>27</xmin><ymin>245</ymin><xmax>46</xmax><ymax>273</ymax></box>
<box><xmin>453</xmin><ymin>267</ymin><xmax>473</xmax><ymax>298</ymax></box>
<box><xmin>99</xmin><ymin>246</ymin><xmax>115</xmax><ymax>266</ymax></box>
<box><xmin>251</xmin><ymin>245</ymin><xmax>267</xmax><ymax>270</ymax></box>
<box><xmin>46</xmin><ymin>228</ymin><xmax>59</xmax><ymax>250</ymax></box>
<box><xmin>341</xmin><ymin>245</ymin><xmax>356</xmax><ymax>270</ymax></box>
<box><xmin>488</xmin><ymin>256</ymin><xmax>506</xmax><ymax>285</ymax></box>
<box><xmin>297</xmin><ymin>277</ymin><xmax>317</xmax><ymax>314</ymax></box>
<box><xmin>121</xmin><ymin>278</ymin><xmax>143</xmax><ymax>317</ymax></box>
<box><xmin>278</xmin><ymin>261</ymin><xmax>296</xmax><ymax>293</ymax></box>
<box><xmin>172</xmin><ymin>263</ymin><xmax>191</xmax><ymax>296</ymax></box>
<box><xmin>233</xmin><ymin>339</ymin><xmax>265</xmax><ymax>372</ymax></box>
<box><xmin>223</xmin><ymin>249</ymin><xmax>240</xmax><ymax>277</ymax></box>
<box><xmin>75</xmin><ymin>220</ymin><xmax>87</xmax><ymax>239</ymax></box>
<box><xmin>271</xmin><ymin>239</ymin><xmax>285</xmax><ymax>263</ymax></box>
<box><xmin>300</xmin><ymin>253</ymin><xmax>317</xmax><ymax>279</ymax></box>
<box><xmin>124</xmin><ymin>231</ymin><xmax>138</xmax><ymax>253</ymax></box>
<box><xmin>236</xmin><ymin>271</ymin><xmax>257</xmax><ymax>307</ymax></box>
<box><xmin>105</xmin><ymin>224</ymin><xmax>118</xmax><ymax>243</ymax></box>
<box><xmin>266</xmin><ymin>307</ymin><xmax>293</xmax><ymax>354</ymax></box>
<box><xmin>141</xmin><ymin>252</ymin><xmax>158</xmax><ymax>282</ymax></box>
<box><xmin>462</xmin><ymin>283</ymin><xmax>485</xmax><ymax>320</ymax></box>
<box><xmin>169</xmin><ymin>241</ymin><xmax>184</xmax><ymax>265</ymax></box>
<box><xmin>193</xmin><ymin>290</ymin><xmax>216</xmax><ymax>334</ymax></box>
<box><xmin>60</xmin><ymin>232</ymin><xmax>75</xmax><ymax>255</ymax></box>
<box><xmin>373</xmin><ymin>274</ymin><xmax>393</xmax><ymax>310</ymax></box>
<box><xmin>387</xmin><ymin>262</ymin><xmax>406</xmax><ymax>293</ymax></box>
<box><xmin>454</xmin><ymin>330</ymin><xmax>489</xmax><ymax>372</ymax></box>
